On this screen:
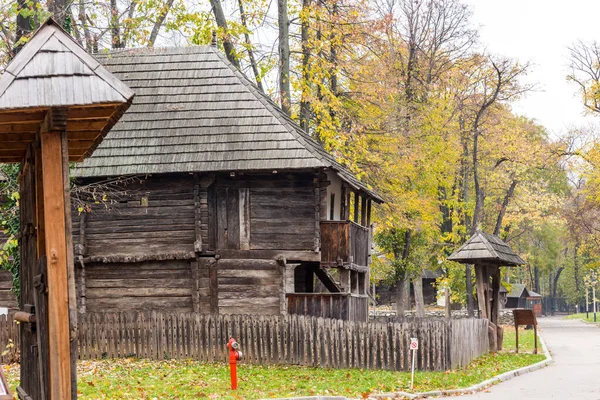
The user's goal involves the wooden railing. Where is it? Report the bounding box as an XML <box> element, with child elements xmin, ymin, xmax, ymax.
<box><xmin>286</xmin><ymin>293</ymin><xmax>368</xmax><ymax>321</ymax></box>
<box><xmin>320</xmin><ymin>220</ymin><xmax>370</xmax><ymax>268</ymax></box>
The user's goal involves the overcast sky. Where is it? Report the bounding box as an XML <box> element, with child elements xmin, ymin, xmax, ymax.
<box><xmin>463</xmin><ymin>0</ymin><xmax>600</xmax><ymax>137</ymax></box>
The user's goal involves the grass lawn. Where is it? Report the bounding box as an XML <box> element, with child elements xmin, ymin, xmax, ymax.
<box><xmin>564</xmin><ymin>313</ymin><xmax>600</xmax><ymax>323</ymax></box>
<box><xmin>3</xmin><ymin>326</ymin><xmax>545</xmax><ymax>399</ymax></box>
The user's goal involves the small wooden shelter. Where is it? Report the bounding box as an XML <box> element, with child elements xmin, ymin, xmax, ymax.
<box><xmin>448</xmin><ymin>230</ymin><xmax>525</xmax><ymax>349</ymax></box>
<box><xmin>0</xmin><ymin>19</ymin><xmax>133</xmax><ymax>399</ymax></box>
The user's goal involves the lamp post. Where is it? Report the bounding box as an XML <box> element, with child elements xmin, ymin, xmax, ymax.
<box><xmin>593</xmin><ymin>271</ymin><xmax>597</xmax><ymax>323</ymax></box>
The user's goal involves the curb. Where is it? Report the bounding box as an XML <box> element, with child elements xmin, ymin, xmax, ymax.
<box><xmin>271</xmin><ymin>334</ymin><xmax>553</xmax><ymax>400</ymax></box>
<box><xmin>370</xmin><ymin>333</ymin><xmax>553</xmax><ymax>399</ymax></box>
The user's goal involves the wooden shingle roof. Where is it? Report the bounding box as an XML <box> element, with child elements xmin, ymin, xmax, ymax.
<box><xmin>74</xmin><ymin>46</ymin><xmax>382</xmax><ymax>202</ymax></box>
<box><xmin>448</xmin><ymin>230</ymin><xmax>525</xmax><ymax>266</ymax></box>
<box><xmin>0</xmin><ymin>19</ymin><xmax>134</xmax><ymax>162</ymax></box>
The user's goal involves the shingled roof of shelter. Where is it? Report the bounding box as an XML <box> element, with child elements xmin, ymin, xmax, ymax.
<box><xmin>506</xmin><ymin>283</ymin><xmax>527</xmax><ymax>298</ymax></box>
<box><xmin>74</xmin><ymin>46</ymin><xmax>382</xmax><ymax>202</ymax></box>
<box><xmin>0</xmin><ymin>19</ymin><xmax>134</xmax><ymax>162</ymax></box>
<box><xmin>447</xmin><ymin>230</ymin><xmax>525</xmax><ymax>266</ymax></box>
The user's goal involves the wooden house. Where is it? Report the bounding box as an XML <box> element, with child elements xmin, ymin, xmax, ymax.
<box><xmin>506</xmin><ymin>284</ymin><xmax>542</xmax><ymax>316</ymax></box>
<box><xmin>71</xmin><ymin>46</ymin><xmax>382</xmax><ymax>321</ymax></box>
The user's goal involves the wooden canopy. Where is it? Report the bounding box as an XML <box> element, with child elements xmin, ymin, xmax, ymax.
<box><xmin>0</xmin><ymin>19</ymin><xmax>134</xmax><ymax>163</ymax></box>
<box><xmin>2</xmin><ymin>19</ymin><xmax>133</xmax><ymax>400</ymax></box>
<box><xmin>447</xmin><ymin>230</ymin><xmax>525</xmax><ymax>267</ymax></box>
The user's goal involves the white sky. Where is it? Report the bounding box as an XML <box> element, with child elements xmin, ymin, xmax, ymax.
<box><xmin>464</xmin><ymin>0</ymin><xmax>600</xmax><ymax>137</ymax></box>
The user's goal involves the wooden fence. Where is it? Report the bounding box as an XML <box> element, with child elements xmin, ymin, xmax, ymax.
<box><xmin>0</xmin><ymin>312</ymin><xmax>488</xmax><ymax>371</ymax></box>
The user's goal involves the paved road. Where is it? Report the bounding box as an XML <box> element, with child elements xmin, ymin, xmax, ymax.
<box><xmin>443</xmin><ymin>317</ymin><xmax>600</xmax><ymax>399</ymax></box>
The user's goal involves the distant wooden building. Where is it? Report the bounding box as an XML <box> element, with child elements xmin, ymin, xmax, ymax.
<box><xmin>505</xmin><ymin>284</ymin><xmax>542</xmax><ymax>317</ymax></box>
<box><xmin>71</xmin><ymin>46</ymin><xmax>382</xmax><ymax>321</ymax></box>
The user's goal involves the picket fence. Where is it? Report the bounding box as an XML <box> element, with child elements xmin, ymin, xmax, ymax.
<box><xmin>0</xmin><ymin>312</ymin><xmax>489</xmax><ymax>371</ymax></box>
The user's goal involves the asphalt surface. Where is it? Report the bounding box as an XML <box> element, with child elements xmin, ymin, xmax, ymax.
<box><xmin>442</xmin><ymin>316</ymin><xmax>600</xmax><ymax>399</ymax></box>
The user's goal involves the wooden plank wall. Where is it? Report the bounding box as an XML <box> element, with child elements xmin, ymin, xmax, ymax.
<box><xmin>0</xmin><ymin>271</ymin><xmax>17</xmax><ymax>310</ymax></box>
<box><xmin>217</xmin><ymin>259</ymin><xmax>281</xmax><ymax>315</ymax></box>
<box><xmin>79</xmin><ymin>175</ymin><xmax>196</xmax><ymax>256</ymax></box>
<box><xmin>84</xmin><ymin>260</ymin><xmax>195</xmax><ymax>312</ymax></box>
<box><xmin>450</xmin><ymin>318</ymin><xmax>490</xmax><ymax>369</ymax></box>
<box><xmin>214</xmin><ymin>173</ymin><xmax>316</xmax><ymax>251</ymax></box>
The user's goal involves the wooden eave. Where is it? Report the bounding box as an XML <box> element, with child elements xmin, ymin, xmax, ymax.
<box><xmin>0</xmin><ymin>19</ymin><xmax>134</xmax><ymax>163</ymax></box>
<box><xmin>0</xmin><ymin>102</ymin><xmax>131</xmax><ymax>162</ymax></box>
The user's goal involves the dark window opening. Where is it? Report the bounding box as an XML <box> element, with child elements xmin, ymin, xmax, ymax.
<box><xmin>330</xmin><ymin>193</ymin><xmax>335</xmax><ymax>220</ymax></box>
<box><xmin>294</xmin><ymin>264</ymin><xmax>314</xmax><ymax>293</ymax></box>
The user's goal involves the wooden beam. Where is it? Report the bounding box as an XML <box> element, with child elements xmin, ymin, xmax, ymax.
<box><xmin>67</xmin><ymin>106</ymin><xmax>117</xmax><ymax>120</ymax></box>
<box><xmin>0</xmin><ymin>132</ymin><xmax>36</xmax><ymax>142</ymax></box>
<box><xmin>340</xmin><ymin>184</ymin><xmax>347</xmax><ymax>221</ymax></box>
<box><xmin>360</xmin><ymin>196</ymin><xmax>367</xmax><ymax>227</ymax></box>
<box><xmin>491</xmin><ymin>266</ymin><xmax>500</xmax><ymax>327</ymax></box>
<box><xmin>353</xmin><ymin>192</ymin><xmax>359</xmax><ymax>223</ymax></box>
<box><xmin>61</xmin><ymin>130</ymin><xmax>78</xmax><ymax>400</ymax></box>
<box><xmin>0</xmin><ymin>122</ymin><xmax>40</xmax><ymax>133</ymax></box>
<box><xmin>474</xmin><ymin>265</ymin><xmax>488</xmax><ymax>319</ymax></box>
<box><xmin>40</xmin><ymin>109</ymin><xmax>73</xmax><ymax>400</ymax></box>
<box><xmin>366</xmin><ymin>199</ymin><xmax>372</xmax><ymax>226</ymax></box>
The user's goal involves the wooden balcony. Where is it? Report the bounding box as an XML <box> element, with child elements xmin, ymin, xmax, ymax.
<box><xmin>320</xmin><ymin>220</ymin><xmax>370</xmax><ymax>269</ymax></box>
<box><xmin>286</xmin><ymin>293</ymin><xmax>368</xmax><ymax>321</ymax></box>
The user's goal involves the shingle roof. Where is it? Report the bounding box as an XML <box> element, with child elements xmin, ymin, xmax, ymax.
<box><xmin>73</xmin><ymin>46</ymin><xmax>382</xmax><ymax>202</ymax></box>
<box><xmin>0</xmin><ymin>19</ymin><xmax>134</xmax><ymax>162</ymax></box>
<box><xmin>507</xmin><ymin>283</ymin><xmax>527</xmax><ymax>298</ymax></box>
<box><xmin>447</xmin><ymin>230</ymin><xmax>525</xmax><ymax>266</ymax></box>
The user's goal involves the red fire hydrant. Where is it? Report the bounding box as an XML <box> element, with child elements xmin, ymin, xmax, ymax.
<box><xmin>227</xmin><ymin>337</ymin><xmax>242</xmax><ymax>390</ymax></box>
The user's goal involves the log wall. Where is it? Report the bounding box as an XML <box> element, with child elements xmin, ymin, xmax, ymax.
<box><xmin>80</xmin><ymin>175</ymin><xmax>196</xmax><ymax>256</ymax></box>
<box><xmin>84</xmin><ymin>260</ymin><xmax>196</xmax><ymax>313</ymax></box>
<box><xmin>217</xmin><ymin>259</ymin><xmax>281</xmax><ymax>315</ymax></box>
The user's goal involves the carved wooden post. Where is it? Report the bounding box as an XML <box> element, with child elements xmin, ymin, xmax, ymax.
<box><xmin>40</xmin><ymin>109</ymin><xmax>72</xmax><ymax>399</ymax></box>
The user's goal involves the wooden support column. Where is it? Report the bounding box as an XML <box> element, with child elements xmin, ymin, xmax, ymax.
<box><xmin>193</xmin><ymin>174</ymin><xmax>203</xmax><ymax>252</ymax></box>
<box><xmin>353</xmin><ymin>192</ymin><xmax>359</xmax><ymax>223</ymax></box>
<box><xmin>340</xmin><ymin>184</ymin><xmax>348</xmax><ymax>221</ymax></box>
<box><xmin>360</xmin><ymin>196</ymin><xmax>367</xmax><ymax>226</ymax></box>
<box><xmin>474</xmin><ymin>264</ymin><xmax>488</xmax><ymax>319</ymax></box>
<box><xmin>366</xmin><ymin>199</ymin><xmax>372</xmax><ymax>226</ymax></box>
<box><xmin>491</xmin><ymin>266</ymin><xmax>500</xmax><ymax>327</ymax></box>
<box><xmin>209</xmin><ymin>259</ymin><xmax>219</xmax><ymax>314</ymax></box>
<box><xmin>313</xmin><ymin>175</ymin><xmax>320</xmax><ymax>251</ymax></box>
<box><xmin>61</xmin><ymin>130</ymin><xmax>78</xmax><ymax>400</ymax></box>
<box><xmin>40</xmin><ymin>109</ymin><xmax>72</xmax><ymax>400</ymax></box>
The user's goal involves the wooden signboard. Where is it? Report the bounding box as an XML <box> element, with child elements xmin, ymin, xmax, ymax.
<box><xmin>513</xmin><ymin>309</ymin><xmax>538</xmax><ymax>354</ymax></box>
<box><xmin>0</xmin><ymin>366</ymin><xmax>13</xmax><ymax>399</ymax></box>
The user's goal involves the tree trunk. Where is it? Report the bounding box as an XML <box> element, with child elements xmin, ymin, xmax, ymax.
<box><xmin>413</xmin><ymin>276</ymin><xmax>425</xmax><ymax>317</ymax></box>
<box><xmin>148</xmin><ymin>0</ymin><xmax>175</xmax><ymax>47</ymax></box>
<box><xmin>299</xmin><ymin>0</ymin><xmax>311</xmax><ymax>131</ymax></box>
<box><xmin>494</xmin><ymin>178</ymin><xmax>518</xmax><ymax>236</ymax></box>
<box><xmin>238</xmin><ymin>0</ymin><xmax>264</xmax><ymax>92</ymax></box>
<box><xmin>110</xmin><ymin>0</ymin><xmax>123</xmax><ymax>48</ymax></box>
<box><xmin>49</xmin><ymin>0</ymin><xmax>67</xmax><ymax>26</ymax></box>
<box><xmin>78</xmin><ymin>0</ymin><xmax>92</xmax><ymax>52</ymax></box>
<box><xmin>534</xmin><ymin>266</ymin><xmax>540</xmax><ymax>294</ymax></box>
<box><xmin>277</xmin><ymin>0</ymin><xmax>291</xmax><ymax>115</ymax></box>
<box><xmin>394</xmin><ymin>278</ymin><xmax>407</xmax><ymax>316</ymax></box>
<box><xmin>210</xmin><ymin>0</ymin><xmax>240</xmax><ymax>69</ymax></box>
